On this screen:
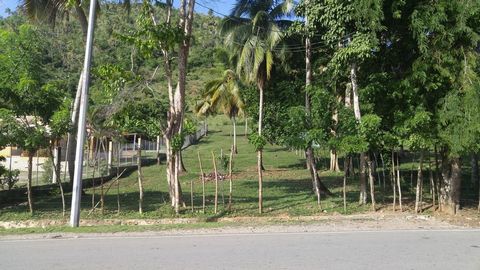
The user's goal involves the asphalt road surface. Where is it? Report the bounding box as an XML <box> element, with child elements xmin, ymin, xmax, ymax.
<box><xmin>1</xmin><ymin>229</ymin><xmax>479</xmax><ymax>270</ymax></box>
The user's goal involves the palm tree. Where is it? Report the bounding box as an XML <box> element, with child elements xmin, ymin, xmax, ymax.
<box><xmin>220</xmin><ymin>0</ymin><xmax>292</xmax><ymax>213</ymax></box>
<box><xmin>22</xmin><ymin>0</ymin><xmax>90</xmax><ymax>36</ymax></box>
<box><xmin>197</xmin><ymin>69</ymin><xmax>245</xmax><ymax>153</ymax></box>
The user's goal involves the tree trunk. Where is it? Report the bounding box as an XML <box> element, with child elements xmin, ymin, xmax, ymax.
<box><xmin>415</xmin><ymin>151</ymin><xmax>424</xmax><ymax>213</ymax></box>
<box><xmin>232</xmin><ymin>116</ymin><xmax>237</xmax><ymax>154</ymax></box>
<box><xmin>305</xmin><ymin>33</ymin><xmax>312</xmax><ymax>172</ymax></box>
<box><xmin>257</xmin><ymin>80</ymin><xmax>265</xmax><ymax>214</ymax></box>
<box><xmin>91</xmin><ymin>138</ymin><xmax>99</xmax><ymax>209</ymax></box>
<box><xmin>471</xmin><ymin>153</ymin><xmax>478</xmax><ymax>183</ymax></box>
<box><xmin>177</xmin><ymin>120</ymin><xmax>187</xmax><ymax>173</ymax></box>
<box><xmin>100</xmin><ymin>138</ymin><xmax>106</xmax><ymax>215</ymax></box>
<box><xmin>116</xmin><ymin>141</ymin><xmax>121</xmax><ymax>214</ymax></box>
<box><xmin>137</xmin><ymin>138</ymin><xmax>144</xmax><ymax>214</ymax></box>
<box><xmin>429</xmin><ymin>159</ymin><xmax>436</xmax><ymax>209</ymax></box>
<box><xmin>307</xmin><ymin>147</ymin><xmax>321</xmax><ymax>208</ymax></box>
<box><xmin>470</xmin><ymin>154</ymin><xmax>479</xmax><ymax>211</ymax></box>
<box><xmin>197</xmin><ymin>151</ymin><xmax>205</xmax><ymax>212</ymax></box>
<box><xmin>343</xmin><ymin>156</ymin><xmax>348</xmax><ymax>213</ymax></box>
<box><xmin>440</xmin><ymin>155</ymin><xmax>462</xmax><ymax>215</ymax></box>
<box><xmin>244</xmin><ymin>116</ymin><xmax>248</xmax><ymax>136</ymax></box>
<box><xmin>366</xmin><ymin>154</ymin><xmax>376</xmax><ymax>211</ymax></box>
<box><xmin>350</xmin><ymin>62</ymin><xmax>367</xmax><ymax>204</ymax></box>
<box><xmin>410</xmin><ymin>153</ymin><xmax>415</xmax><ymax>188</ymax></box>
<box><xmin>179</xmin><ymin>149</ymin><xmax>187</xmax><ymax>173</ymax></box>
<box><xmin>156</xmin><ymin>135</ymin><xmax>161</xmax><ymax>165</ymax></box>
<box><xmin>329</xmin><ymin>150</ymin><xmax>340</xmax><ymax>172</ymax></box>
<box><xmin>396</xmin><ymin>153</ymin><xmax>403</xmax><ymax>211</ymax></box>
<box><xmin>374</xmin><ymin>153</ymin><xmax>381</xmax><ymax>188</ymax></box>
<box><xmin>330</xmin><ymin>95</ymin><xmax>340</xmax><ymax>172</ymax></box>
<box><xmin>204</xmin><ymin>119</ymin><xmax>208</xmax><ymax>137</ymax></box>
<box><xmin>391</xmin><ymin>151</ymin><xmax>397</xmax><ymax>211</ymax></box>
<box><xmin>154</xmin><ymin>0</ymin><xmax>193</xmax><ymax>211</ymax></box>
<box><xmin>173</xmin><ymin>152</ymin><xmax>180</xmax><ymax>214</ymax></box>
<box><xmin>379</xmin><ymin>153</ymin><xmax>386</xmax><ymax>191</ymax></box>
<box><xmin>434</xmin><ymin>145</ymin><xmax>441</xmax><ymax>211</ymax></box>
<box><xmin>359</xmin><ymin>153</ymin><xmax>367</xmax><ymax>205</ymax></box>
<box><xmin>303</xmin><ymin>30</ymin><xmax>330</xmax><ymax>199</ymax></box>
<box><xmin>190</xmin><ymin>180</ymin><xmax>194</xmax><ymax>212</ymax></box>
<box><xmin>52</xmin><ymin>143</ymin><xmax>66</xmax><ymax>216</ymax></box>
<box><xmin>165</xmin><ymin>140</ymin><xmax>178</xmax><ymax>207</ymax></box>
<box><xmin>228</xmin><ymin>147</ymin><xmax>233</xmax><ymax>210</ymax></box>
<box><xmin>212</xmin><ymin>151</ymin><xmax>219</xmax><ymax>214</ymax></box>
<box><xmin>27</xmin><ymin>152</ymin><xmax>34</xmax><ymax>214</ymax></box>
<box><xmin>351</xmin><ymin>63</ymin><xmax>361</xmax><ymax>121</ymax></box>
<box><xmin>450</xmin><ymin>157</ymin><xmax>462</xmax><ymax>214</ymax></box>
<box><xmin>345</xmin><ymin>83</ymin><xmax>352</xmax><ymax>108</ymax></box>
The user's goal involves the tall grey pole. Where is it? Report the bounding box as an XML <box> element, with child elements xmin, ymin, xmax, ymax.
<box><xmin>70</xmin><ymin>0</ymin><xmax>97</xmax><ymax>227</ymax></box>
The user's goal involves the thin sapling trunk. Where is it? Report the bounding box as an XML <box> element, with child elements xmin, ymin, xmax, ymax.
<box><xmin>197</xmin><ymin>151</ymin><xmax>206</xmax><ymax>212</ymax></box>
<box><xmin>392</xmin><ymin>151</ymin><xmax>397</xmax><ymax>211</ymax></box>
<box><xmin>415</xmin><ymin>151</ymin><xmax>424</xmax><ymax>213</ymax></box>
<box><xmin>137</xmin><ymin>137</ymin><xmax>144</xmax><ymax>214</ymax></box>
<box><xmin>367</xmin><ymin>155</ymin><xmax>376</xmax><ymax>211</ymax></box>
<box><xmin>228</xmin><ymin>146</ymin><xmax>233</xmax><ymax>210</ymax></box>
<box><xmin>343</xmin><ymin>156</ymin><xmax>348</xmax><ymax>213</ymax></box>
<box><xmin>27</xmin><ymin>152</ymin><xmax>34</xmax><ymax>214</ymax></box>
<box><xmin>212</xmin><ymin>151</ymin><xmax>219</xmax><ymax>214</ymax></box>
<box><xmin>396</xmin><ymin>154</ymin><xmax>403</xmax><ymax>211</ymax></box>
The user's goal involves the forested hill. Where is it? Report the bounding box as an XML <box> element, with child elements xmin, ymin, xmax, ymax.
<box><xmin>0</xmin><ymin>3</ymin><xmax>224</xmax><ymax>105</ymax></box>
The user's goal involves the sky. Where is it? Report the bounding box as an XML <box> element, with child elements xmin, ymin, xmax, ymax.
<box><xmin>0</xmin><ymin>0</ymin><xmax>237</xmax><ymax>18</ymax></box>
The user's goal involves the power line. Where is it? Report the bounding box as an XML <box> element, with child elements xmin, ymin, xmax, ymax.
<box><xmin>195</xmin><ymin>0</ymin><xmax>355</xmax><ymax>52</ymax></box>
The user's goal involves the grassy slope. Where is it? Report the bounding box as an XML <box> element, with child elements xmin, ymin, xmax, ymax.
<box><xmin>0</xmin><ymin>116</ymin><xmax>376</xmax><ymax>221</ymax></box>
<box><xmin>15</xmin><ymin>115</ymin><xmax>480</xmax><ymax>222</ymax></box>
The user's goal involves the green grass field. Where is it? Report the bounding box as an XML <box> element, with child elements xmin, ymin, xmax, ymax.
<box><xmin>2</xmin><ymin>116</ymin><xmax>468</xmax><ymax>223</ymax></box>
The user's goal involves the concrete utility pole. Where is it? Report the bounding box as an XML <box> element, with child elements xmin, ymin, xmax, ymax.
<box><xmin>70</xmin><ymin>0</ymin><xmax>97</xmax><ymax>227</ymax></box>
<box><xmin>107</xmin><ymin>140</ymin><xmax>113</xmax><ymax>175</ymax></box>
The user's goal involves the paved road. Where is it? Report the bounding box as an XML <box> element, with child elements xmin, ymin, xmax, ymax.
<box><xmin>1</xmin><ymin>229</ymin><xmax>479</xmax><ymax>270</ymax></box>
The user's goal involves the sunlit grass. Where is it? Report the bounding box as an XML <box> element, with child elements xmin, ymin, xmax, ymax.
<box><xmin>0</xmin><ymin>116</ymin><xmax>448</xmax><ymax>223</ymax></box>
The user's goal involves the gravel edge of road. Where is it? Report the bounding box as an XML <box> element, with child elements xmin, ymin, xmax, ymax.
<box><xmin>1</xmin><ymin>212</ymin><xmax>478</xmax><ymax>240</ymax></box>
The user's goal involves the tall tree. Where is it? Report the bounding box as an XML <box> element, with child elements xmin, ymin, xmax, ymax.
<box><xmin>302</xmin><ymin>0</ymin><xmax>384</xmax><ymax>204</ymax></box>
<box><xmin>221</xmin><ymin>0</ymin><xmax>292</xmax><ymax>213</ymax></box>
<box><xmin>409</xmin><ymin>0</ymin><xmax>480</xmax><ymax>214</ymax></box>
<box><xmin>123</xmin><ymin>0</ymin><xmax>196</xmax><ymax>213</ymax></box>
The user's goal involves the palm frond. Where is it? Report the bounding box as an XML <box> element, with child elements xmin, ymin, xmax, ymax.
<box><xmin>22</xmin><ymin>0</ymin><xmax>66</xmax><ymax>22</ymax></box>
<box><xmin>270</xmin><ymin>0</ymin><xmax>294</xmax><ymax>19</ymax></box>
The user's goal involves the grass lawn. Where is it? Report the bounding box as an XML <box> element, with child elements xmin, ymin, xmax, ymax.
<box><xmin>1</xmin><ymin>116</ymin><xmax>466</xmax><ymax>224</ymax></box>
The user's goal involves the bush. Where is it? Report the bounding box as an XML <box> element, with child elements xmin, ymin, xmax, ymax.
<box><xmin>41</xmin><ymin>157</ymin><xmax>53</xmax><ymax>184</ymax></box>
<box><xmin>218</xmin><ymin>154</ymin><xmax>229</xmax><ymax>172</ymax></box>
<box><xmin>0</xmin><ymin>169</ymin><xmax>20</xmax><ymax>190</ymax></box>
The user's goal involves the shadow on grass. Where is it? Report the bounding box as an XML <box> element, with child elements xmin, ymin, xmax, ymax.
<box><xmin>278</xmin><ymin>160</ymin><xmax>306</xmax><ymax>170</ymax></box>
<box><xmin>264</xmin><ymin>147</ymin><xmax>291</xmax><ymax>153</ymax></box>
<box><xmin>3</xmin><ymin>165</ymin><xmax>478</xmax><ymax>218</ymax></box>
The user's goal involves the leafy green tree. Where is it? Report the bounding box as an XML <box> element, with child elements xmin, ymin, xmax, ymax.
<box><xmin>0</xmin><ymin>24</ymin><xmax>66</xmax><ymax>214</ymax></box>
<box><xmin>408</xmin><ymin>0</ymin><xmax>480</xmax><ymax>214</ymax></box>
<box><xmin>296</xmin><ymin>0</ymin><xmax>384</xmax><ymax>204</ymax></box>
<box><xmin>120</xmin><ymin>0</ymin><xmax>196</xmax><ymax>213</ymax></box>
